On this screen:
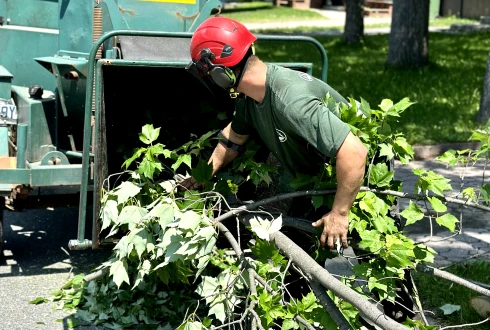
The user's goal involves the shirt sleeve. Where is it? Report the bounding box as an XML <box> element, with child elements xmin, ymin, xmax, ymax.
<box><xmin>280</xmin><ymin>96</ymin><xmax>351</xmax><ymax>158</ymax></box>
<box><xmin>230</xmin><ymin>97</ymin><xmax>254</xmax><ymax>135</ymax></box>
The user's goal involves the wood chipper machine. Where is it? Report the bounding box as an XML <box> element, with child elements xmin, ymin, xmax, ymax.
<box><xmin>0</xmin><ymin>0</ymin><xmax>329</xmax><ymax>253</ymax></box>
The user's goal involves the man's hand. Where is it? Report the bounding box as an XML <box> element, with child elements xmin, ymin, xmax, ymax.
<box><xmin>312</xmin><ymin>211</ymin><xmax>349</xmax><ymax>250</ymax></box>
<box><xmin>178</xmin><ymin>176</ymin><xmax>203</xmax><ymax>191</ymax></box>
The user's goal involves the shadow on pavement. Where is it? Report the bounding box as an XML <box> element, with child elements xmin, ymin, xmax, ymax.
<box><xmin>0</xmin><ymin>206</ymin><xmax>113</xmax><ymax>278</ymax></box>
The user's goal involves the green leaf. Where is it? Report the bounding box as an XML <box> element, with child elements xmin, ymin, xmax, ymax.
<box><xmin>171</xmin><ymin>154</ymin><xmax>192</xmax><ymax>171</ymax></box>
<box><xmin>192</xmin><ymin>159</ymin><xmax>213</xmax><ymax>184</ymax></box>
<box><xmin>196</xmin><ymin>276</ymin><xmax>219</xmax><ymax>301</ymax></box>
<box><xmin>358</xmin><ymin>230</ymin><xmax>384</xmax><ymax>252</ymax></box>
<box><xmin>118</xmin><ymin>205</ymin><xmax>148</xmax><ymax>230</ymax></box>
<box><xmin>414</xmin><ymin>244</ymin><xmax>436</xmax><ymax>263</ymax></box>
<box><xmin>377</xmin><ymin>122</ymin><xmax>392</xmax><ymax>135</ymax></box>
<box><xmin>369</xmin><ymin>163</ymin><xmax>394</xmax><ymax>187</ymax></box>
<box><xmin>359</xmin><ymin>97</ymin><xmax>372</xmax><ymax>117</ymax></box>
<box><xmin>372</xmin><ymin>214</ymin><xmax>397</xmax><ymax>234</ymax></box>
<box><xmin>131</xmin><ymin>229</ymin><xmax>149</xmax><ymax>258</ymax></box>
<box><xmin>435</xmin><ymin>213</ymin><xmax>458</xmax><ymax>232</ymax></box>
<box><xmin>29</xmin><ymin>297</ymin><xmax>48</xmax><ymax>305</ymax></box>
<box><xmin>100</xmin><ymin>199</ymin><xmax>118</xmax><ymax>231</ymax></box>
<box><xmin>282</xmin><ymin>319</ymin><xmax>299</xmax><ymax>330</ymax></box>
<box><xmin>122</xmin><ymin>147</ymin><xmax>145</xmax><ymax>169</ymax></box>
<box><xmin>436</xmin><ymin>150</ymin><xmax>459</xmax><ymax>166</ymax></box>
<box><xmin>311</xmin><ymin>195</ymin><xmax>324</xmax><ymax>209</ymax></box>
<box><xmin>428</xmin><ymin>196</ymin><xmax>447</xmax><ymax>213</ymax></box>
<box><xmin>393</xmin><ymin>136</ymin><xmax>414</xmax><ymax>164</ymax></box>
<box><xmin>400</xmin><ymin>201</ymin><xmax>425</xmax><ymax>226</ymax></box>
<box><xmin>379</xmin><ymin>99</ymin><xmax>394</xmax><ymax>113</ymax></box>
<box><xmin>178</xmin><ymin>211</ymin><xmax>202</xmax><ymax>232</ymax></box>
<box><xmin>114</xmin><ymin>236</ymin><xmax>131</xmax><ymax>258</ymax></box>
<box><xmin>480</xmin><ymin>184</ymin><xmax>490</xmax><ymax>205</ymax></box>
<box><xmin>378</xmin><ymin>143</ymin><xmax>394</xmax><ymax>160</ymax></box>
<box><xmin>383</xmin><ymin>244</ymin><xmax>414</xmax><ymax>268</ymax></box>
<box><xmin>114</xmin><ymin>181</ymin><xmax>141</xmax><ymax>204</ymax></box>
<box><xmin>146</xmin><ymin>202</ymin><xmax>174</xmax><ymax>228</ymax></box>
<box><xmin>416</xmin><ymin>170</ymin><xmax>452</xmax><ymax>196</ymax></box>
<box><xmin>290</xmin><ymin>173</ymin><xmax>314</xmax><ymax>190</ymax></box>
<box><xmin>368</xmin><ymin>277</ymin><xmax>388</xmax><ymax>293</ymax></box>
<box><xmin>209</xmin><ymin>302</ymin><xmax>226</xmax><ymax>323</ymax></box>
<box><xmin>393</xmin><ymin>97</ymin><xmax>415</xmax><ymax>114</ymax></box>
<box><xmin>137</xmin><ymin>157</ymin><xmax>163</xmax><ymax>179</ymax></box>
<box><xmin>109</xmin><ymin>260</ymin><xmax>130</xmax><ymax>288</ymax></box>
<box><xmin>139</xmin><ymin>124</ymin><xmax>160</xmax><ymax>144</ymax></box>
<box><xmin>439</xmin><ymin>304</ymin><xmax>461</xmax><ymax>315</ymax></box>
<box><xmin>147</xmin><ymin>143</ymin><xmax>166</xmax><ymax>157</ymax></box>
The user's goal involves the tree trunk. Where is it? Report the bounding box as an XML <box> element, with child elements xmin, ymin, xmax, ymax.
<box><xmin>477</xmin><ymin>51</ymin><xmax>490</xmax><ymax>124</ymax></box>
<box><xmin>387</xmin><ymin>0</ymin><xmax>429</xmax><ymax>68</ymax></box>
<box><xmin>343</xmin><ymin>0</ymin><xmax>364</xmax><ymax>44</ymax></box>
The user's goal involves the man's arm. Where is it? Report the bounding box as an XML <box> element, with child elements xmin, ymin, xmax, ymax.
<box><xmin>312</xmin><ymin>132</ymin><xmax>367</xmax><ymax>249</ymax></box>
<box><xmin>208</xmin><ymin>123</ymin><xmax>249</xmax><ymax>175</ymax></box>
<box><xmin>180</xmin><ymin>122</ymin><xmax>249</xmax><ymax>189</ymax></box>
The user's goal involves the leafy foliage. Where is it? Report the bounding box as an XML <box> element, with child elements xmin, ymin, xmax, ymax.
<box><xmin>31</xmin><ymin>98</ymin><xmax>465</xmax><ymax>329</ymax></box>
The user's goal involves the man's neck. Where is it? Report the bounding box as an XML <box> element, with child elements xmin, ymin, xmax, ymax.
<box><xmin>236</xmin><ymin>60</ymin><xmax>267</xmax><ymax>103</ymax></box>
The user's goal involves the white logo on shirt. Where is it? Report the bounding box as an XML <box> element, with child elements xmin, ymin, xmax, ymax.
<box><xmin>298</xmin><ymin>72</ymin><xmax>312</xmax><ymax>81</ymax></box>
<box><xmin>276</xmin><ymin>129</ymin><xmax>287</xmax><ymax>142</ymax></box>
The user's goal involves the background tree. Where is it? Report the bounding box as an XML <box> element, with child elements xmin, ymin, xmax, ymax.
<box><xmin>343</xmin><ymin>0</ymin><xmax>364</xmax><ymax>44</ymax></box>
<box><xmin>477</xmin><ymin>52</ymin><xmax>490</xmax><ymax>124</ymax></box>
<box><xmin>387</xmin><ymin>0</ymin><xmax>429</xmax><ymax>68</ymax></box>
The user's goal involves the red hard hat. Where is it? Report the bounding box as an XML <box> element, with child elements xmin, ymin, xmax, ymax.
<box><xmin>190</xmin><ymin>17</ymin><xmax>257</xmax><ymax>67</ymax></box>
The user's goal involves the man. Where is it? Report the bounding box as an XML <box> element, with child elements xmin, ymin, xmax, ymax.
<box><xmin>184</xmin><ymin>16</ymin><xmax>367</xmax><ymax>251</ymax></box>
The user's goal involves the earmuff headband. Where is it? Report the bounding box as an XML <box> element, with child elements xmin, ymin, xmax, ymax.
<box><xmin>198</xmin><ymin>48</ymin><xmax>237</xmax><ymax>90</ymax></box>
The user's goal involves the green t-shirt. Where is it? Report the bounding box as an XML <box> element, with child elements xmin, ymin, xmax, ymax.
<box><xmin>231</xmin><ymin>63</ymin><xmax>351</xmax><ymax>182</ymax></box>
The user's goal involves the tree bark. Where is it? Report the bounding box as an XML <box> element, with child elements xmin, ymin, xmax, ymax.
<box><xmin>343</xmin><ymin>0</ymin><xmax>364</xmax><ymax>44</ymax></box>
<box><xmin>477</xmin><ymin>51</ymin><xmax>490</xmax><ymax>124</ymax></box>
<box><xmin>387</xmin><ymin>0</ymin><xmax>429</xmax><ymax>68</ymax></box>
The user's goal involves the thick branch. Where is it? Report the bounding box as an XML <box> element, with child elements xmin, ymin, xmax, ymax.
<box><xmin>365</xmin><ymin>187</ymin><xmax>490</xmax><ymax>213</ymax></box>
<box><xmin>416</xmin><ymin>264</ymin><xmax>490</xmax><ymax>297</ymax></box>
<box><xmin>214</xmin><ymin>187</ymin><xmax>490</xmax><ymax>226</ymax></box>
<box><xmin>268</xmin><ymin>230</ymin><xmax>410</xmax><ymax>330</ymax></box>
<box><xmin>310</xmin><ymin>280</ymin><xmax>354</xmax><ymax>330</ymax></box>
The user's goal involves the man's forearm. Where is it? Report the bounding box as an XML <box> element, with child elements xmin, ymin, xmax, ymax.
<box><xmin>208</xmin><ymin>143</ymin><xmax>239</xmax><ymax>176</ymax></box>
<box><xmin>332</xmin><ymin>159</ymin><xmax>365</xmax><ymax>216</ymax></box>
<box><xmin>331</xmin><ymin>132</ymin><xmax>368</xmax><ymax>215</ymax></box>
<box><xmin>209</xmin><ymin>123</ymin><xmax>249</xmax><ymax>176</ymax></box>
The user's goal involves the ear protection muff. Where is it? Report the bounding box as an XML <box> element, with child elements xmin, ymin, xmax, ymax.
<box><xmin>208</xmin><ymin>65</ymin><xmax>236</xmax><ymax>89</ymax></box>
<box><xmin>198</xmin><ymin>48</ymin><xmax>237</xmax><ymax>90</ymax></box>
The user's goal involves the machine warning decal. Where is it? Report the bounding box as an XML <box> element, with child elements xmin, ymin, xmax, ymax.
<box><xmin>139</xmin><ymin>0</ymin><xmax>196</xmax><ymax>4</ymax></box>
<box><xmin>0</xmin><ymin>98</ymin><xmax>18</xmax><ymax>124</ymax></box>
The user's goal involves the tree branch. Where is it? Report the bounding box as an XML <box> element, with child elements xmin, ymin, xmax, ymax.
<box><xmin>267</xmin><ymin>229</ymin><xmax>410</xmax><ymax>329</ymax></box>
<box><xmin>214</xmin><ymin>187</ymin><xmax>490</xmax><ymax>226</ymax></box>
<box><xmin>416</xmin><ymin>264</ymin><xmax>490</xmax><ymax>297</ymax></box>
<box><xmin>310</xmin><ymin>280</ymin><xmax>354</xmax><ymax>330</ymax></box>
<box><xmin>295</xmin><ymin>315</ymin><xmax>316</xmax><ymax>330</ymax></box>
